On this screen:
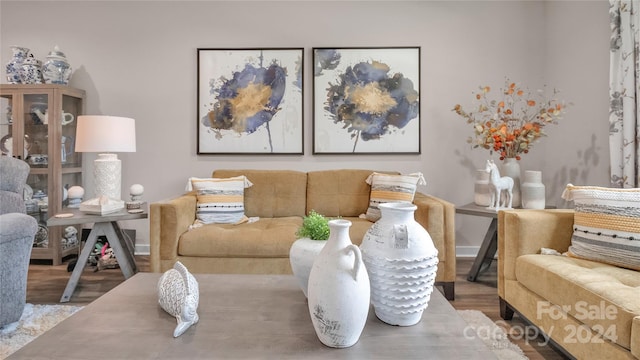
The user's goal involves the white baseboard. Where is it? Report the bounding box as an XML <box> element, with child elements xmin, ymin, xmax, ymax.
<box><xmin>456</xmin><ymin>246</ymin><xmax>480</xmax><ymax>258</ymax></box>
<box><xmin>135</xmin><ymin>244</ymin><xmax>150</xmax><ymax>256</ymax></box>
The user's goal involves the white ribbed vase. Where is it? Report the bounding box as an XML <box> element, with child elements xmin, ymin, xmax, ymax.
<box><xmin>521</xmin><ymin>170</ymin><xmax>545</xmax><ymax>209</ymax></box>
<box><xmin>307</xmin><ymin>219</ymin><xmax>370</xmax><ymax>348</ymax></box>
<box><xmin>360</xmin><ymin>202</ymin><xmax>439</xmax><ymax>326</ymax></box>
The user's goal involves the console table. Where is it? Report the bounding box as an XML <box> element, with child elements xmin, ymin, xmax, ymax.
<box><xmin>47</xmin><ymin>207</ymin><xmax>147</xmax><ymax>302</ymax></box>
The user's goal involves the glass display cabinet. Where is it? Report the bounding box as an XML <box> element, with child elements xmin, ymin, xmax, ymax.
<box><xmin>1</xmin><ymin>84</ymin><xmax>85</xmax><ymax>265</ymax></box>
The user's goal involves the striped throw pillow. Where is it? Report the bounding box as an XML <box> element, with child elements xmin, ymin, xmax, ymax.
<box><xmin>561</xmin><ymin>184</ymin><xmax>640</xmax><ymax>271</ymax></box>
<box><xmin>188</xmin><ymin>176</ymin><xmax>253</xmax><ymax>225</ymax></box>
<box><xmin>362</xmin><ymin>172</ymin><xmax>426</xmax><ymax>222</ymax></box>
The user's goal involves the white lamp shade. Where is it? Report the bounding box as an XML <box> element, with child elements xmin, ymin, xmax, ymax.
<box><xmin>75</xmin><ymin>115</ymin><xmax>136</xmax><ymax>153</ymax></box>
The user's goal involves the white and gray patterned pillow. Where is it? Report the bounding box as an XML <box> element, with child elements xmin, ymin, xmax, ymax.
<box><xmin>361</xmin><ymin>172</ymin><xmax>426</xmax><ymax>222</ymax></box>
<box><xmin>562</xmin><ymin>184</ymin><xmax>640</xmax><ymax>271</ymax></box>
<box><xmin>187</xmin><ymin>176</ymin><xmax>253</xmax><ymax>225</ymax></box>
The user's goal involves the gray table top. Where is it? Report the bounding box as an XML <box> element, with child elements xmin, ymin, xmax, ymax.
<box><xmin>9</xmin><ymin>273</ymin><xmax>496</xmax><ymax>359</ymax></box>
<box><xmin>456</xmin><ymin>202</ymin><xmax>557</xmax><ymax>219</ymax></box>
<box><xmin>456</xmin><ymin>202</ymin><xmax>501</xmax><ymax>218</ymax></box>
<box><xmin>47</xmin><ymin>207</ymin><xmax>148</xmax><ymax>227</ymax></box>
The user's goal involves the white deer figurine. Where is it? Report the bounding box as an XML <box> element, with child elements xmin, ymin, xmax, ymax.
<box><xmin>485</xmin><ymin>160</ymin><xmax>514</xmax><ymax>211</ymax></box>
<box><xmin>157</xmin><ymin>261</ymin><xmax>199</xmax><ymax>337</ymax></box>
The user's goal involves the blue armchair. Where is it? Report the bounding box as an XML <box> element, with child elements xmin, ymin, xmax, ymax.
<box><xmin>0</xmin><ymin>156</ymin><xmax>38</xmax><ymax>328</ymax></box>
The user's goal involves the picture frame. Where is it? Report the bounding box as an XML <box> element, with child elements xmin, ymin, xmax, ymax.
<box><xmin>312</xmin><ymin>47</ymin><xmax>421</xmax><ymax>154</ymax></box>
<box><xmin>197</xmin><ymin>48</ymin><xmax>304</xmax><ymax>154</ymax></box>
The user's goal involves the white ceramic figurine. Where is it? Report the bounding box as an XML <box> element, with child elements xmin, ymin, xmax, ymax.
<box><xmin>157</xmin><ymin>261</ymin><xmax>199</xmax><ymax>337</ymax></box>
<box><xmin>485</xmin><ymin>159</ymin><xmax>514</xmax><ymax>211</ymax></box>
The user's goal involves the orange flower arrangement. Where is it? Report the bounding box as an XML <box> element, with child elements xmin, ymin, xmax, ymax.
<box><xmin>453</xmin><ymin>79</ymin><xmax>569</xmax><ymax>160</ymax></box>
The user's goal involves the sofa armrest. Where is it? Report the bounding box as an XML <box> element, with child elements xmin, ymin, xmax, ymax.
<box><xmin>413</xmin><ymin>192</ymin><xmax>456</xmax><ymax>281</ymax></box>
<box><xmin>150</xmin><ymin>193</ymin><xmax>197</xmax><ymax>272</ymax></box>
<box><xmin>497</xmin><ymin>209</ymin><xmax>574</xmax><ymax>297</ymax></box>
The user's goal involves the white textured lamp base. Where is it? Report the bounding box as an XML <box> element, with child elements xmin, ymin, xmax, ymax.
<box><xmin>95</xmin><ymin>153</ymin><xmax>121</xmax><ymax>200</ymax></box>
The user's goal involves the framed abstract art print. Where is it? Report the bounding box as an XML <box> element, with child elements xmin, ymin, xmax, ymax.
<box><xmin>197</xmin><ymin>48</ymin><xmax>304</xmax><ymax>154</ymax></box>
<box><xmin>312</xmin><ymin>47</ymin><xmax>421</xmax><ymax>154</ymax></box>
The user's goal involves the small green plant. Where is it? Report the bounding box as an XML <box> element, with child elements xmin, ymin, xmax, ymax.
<box><xmin>296</xmin><ymin>210</ymin><xmax>330</xmax><ymax>240</ymax></box>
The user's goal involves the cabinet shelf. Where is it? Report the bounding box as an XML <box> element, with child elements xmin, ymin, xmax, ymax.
<box><xmin>1</xmin><ymin>84</ymin><xmax>86</xmax><ymax>265</ymax></box>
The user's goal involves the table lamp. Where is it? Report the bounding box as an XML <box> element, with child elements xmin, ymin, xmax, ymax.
<box><xmin>75</xmin><ymin>115</ymin><xmax>136</xmax><ymax>213</ymax></box>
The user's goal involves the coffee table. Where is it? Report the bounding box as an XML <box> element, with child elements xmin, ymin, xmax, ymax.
<box><xmin>9</xmin><ymin>274</ymin><xmax>496</xmax><ymax>359</ymax></box>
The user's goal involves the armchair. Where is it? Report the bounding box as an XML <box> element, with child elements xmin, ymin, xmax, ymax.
<box><xmin>0</xmin><ymin>156</ymin><xmax>38</xmax><ymax>328</ymax></box>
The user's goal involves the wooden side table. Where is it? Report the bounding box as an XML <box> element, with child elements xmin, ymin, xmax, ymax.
<box><xmin>47</xmin><ymin>207</ymin><xmax>148</xmax><ymax>302</ymax></box>
<box><xmin>456</xmin><ymin>203</ymin><xmax>555</xmax><ymax>282</ymax></box>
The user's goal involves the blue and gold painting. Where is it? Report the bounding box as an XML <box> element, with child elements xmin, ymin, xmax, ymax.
<box><xmin>313</xmin><ymin>47</ymin><xmax>420</xmax><ymax>154</ymax></box>
<box><xmin>198</xmin><ymin>48</ymin><xmax>303</xmax><ymax>154</ymax></box>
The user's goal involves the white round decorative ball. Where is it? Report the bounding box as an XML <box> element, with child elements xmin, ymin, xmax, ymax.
<box><xmin>130</xmin><ymin>184</ymin><xmax>144</xmax><ymax>196</ymax></box>
<box><xmin>67</xmin><ymin>186</ymin><xmax>84</xmax><ymax>199</ymax></box>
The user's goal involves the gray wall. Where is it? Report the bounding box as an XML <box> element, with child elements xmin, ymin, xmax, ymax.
<box><xmin>1</xmin><ymin>1</ymin><xmax>610</xmax><ymax>255</ymax></box>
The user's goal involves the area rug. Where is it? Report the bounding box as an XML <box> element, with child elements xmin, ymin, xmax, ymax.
<box><xmin>458</xmin><ymin>309</ymin><xmax>528</xmax><ymax>360</ymax></box>
<box><xmin>0</xmin><ymin>303</ymin><xmax>83</xmax><ymax>359</ymax></box>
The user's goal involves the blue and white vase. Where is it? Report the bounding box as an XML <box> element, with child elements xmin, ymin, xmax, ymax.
<box><xmin>5</xmin><ymin>46</ymin><xmax>29</xmax><ymax>84</ymax></box>
<box><xmin>43</xmin><ymin>46</ymin><xmax>72</xmax><ymax>85</ymax></box>
<box><xmin>20</xmin><ymin>54</ymin><xmax>43</xmax><ymax>84</ymax></box>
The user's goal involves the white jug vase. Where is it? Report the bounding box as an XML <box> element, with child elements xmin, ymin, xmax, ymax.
<box><xmin>307</xmin><ymin>219</ymin><xmax>370</xmax><ymax>348</ymax></box>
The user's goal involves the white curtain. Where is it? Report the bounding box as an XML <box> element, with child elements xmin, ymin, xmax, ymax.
<box><xmin>609</xmin><ymin>0</ymin><xmax>640</xmax><ymax>188</ymax></box>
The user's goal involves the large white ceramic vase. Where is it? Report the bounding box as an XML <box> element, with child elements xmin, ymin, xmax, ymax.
<box><xmin>500</xmin><ymin>158</ymin><xmax>521</xmax><ymax>207</ymax></box>
<box><xmin>307</xmin><ymin>219</ymin><xmax>370</xmax><ymax>348</ymax></box>
<box><xmin>360</xmin><ymin>202</ymin><xmax>439</xmax><ymax>326</ymax></box>
<box><xmin>289</xmin><ymin>237</ymin><xmax>326</xmax><ymax>297</ymax></box>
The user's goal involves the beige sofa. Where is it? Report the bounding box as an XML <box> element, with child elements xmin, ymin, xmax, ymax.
<box><xmin>150</xmin><ymin>169</ymin><xmax>456</xmax><ymax>300</ymax></box>
<box><xmin>498</xmin><ymin>209</ymin><xmax>640</xmax><ymax>360</ymax></box>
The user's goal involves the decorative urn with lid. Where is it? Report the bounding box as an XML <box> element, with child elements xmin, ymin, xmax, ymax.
<box><xmin>42</xmin><ymin>45</ymin><xmax>72</xmax><ymax>85</ymax></box>
<box><xmin>20</xmin><ymin>54</ymin><xmax>43</xmax><ymax>84</ymax></box>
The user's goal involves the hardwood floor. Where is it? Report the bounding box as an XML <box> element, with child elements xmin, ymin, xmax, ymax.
<box><xmin>25</xmin><ymin>256</ymin><xmax>567</xmax><ymax>359</ymax></box>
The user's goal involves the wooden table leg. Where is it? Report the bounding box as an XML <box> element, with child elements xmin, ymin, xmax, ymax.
<box><xmin>60</xmin><ymin>227</ymin><xmax>99</xmax><ymax>302</ymax></box>
<box><xmin>466</xmin><ymin>218</ymin><xmax>498</xmax><ymax>282</ymax></box>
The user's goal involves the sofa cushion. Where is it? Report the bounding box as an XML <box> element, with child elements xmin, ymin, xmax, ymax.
<box><xmin>212</xmin><ymin>170</ymin><xmax>307</xmax><ymax>218</ymax></box>
<box><xmin>179</xmin><ymin>216</ymin><xmax>373</xmax><ymax>259</ymax></box>
<box><xmin>307</xmin><ymin>169</ymin><xmax>382</xmax><ymax>217</ymax></box>
<box><xmin>515</xmin><ymin>254</ymin><xmax>640</xmax><ymax>350</ymax></box>
<box><xmin>342</xmin><ymin>216</ymin><xmax>375</xmax><ymax>246</ymax></box>
<box><xmin>363</xmin><ymin>172</ymin><xmax>426</xmax><ymax>221</ymax></box>
<box><xmin>179</xmin><ymin>217</ymin><xmax>303</xmax><ymax>258</ymax></box>
<box><xmin>562</xmin><ymin>184</ymin><xmax>640</xmax><ymax>271</ymax></box>
<box><xmin>189</xmin><ymin>176</ymin><xmax>252</xmax><ymax>224</ymax></box>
